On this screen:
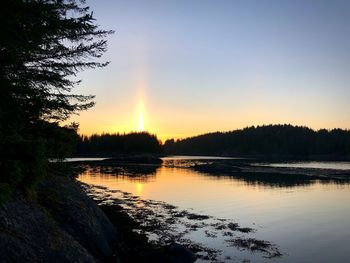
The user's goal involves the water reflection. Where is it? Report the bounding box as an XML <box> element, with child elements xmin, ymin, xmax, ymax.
<box><xmin>82</xmin><ymin>159</ymin><xmax>350</xmax><ymax>188</ymax></box>
<box><xmin>83</xmin><ymin>163</ymin><xmax>161</xmax><ymax>182</ymax></box>
<box><xmin>255</xmin><ymin>161</ymin><xmax>350</xmax><ymax>170</ymax></box>
<box><xmin>164</xmin><ymin>159</ymin><xmax>350</xmax><ymax>188</ymax></box>
<box><xmin>190</xmin><ymin>168</ymin><xmax>350</xmax><ymax>188</ymax></box>
<box><xmin>197</xmin><ymin>172</ymin><xmax>316</xmax><ymax>188</ymax></box>
<box><xmin>78</xmin><ymin>157</ymin><xmax>350</xmax><ymax>263</ymax></box>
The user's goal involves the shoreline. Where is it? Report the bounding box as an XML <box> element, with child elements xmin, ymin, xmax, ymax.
<box><xmin>4</xmin><ymin>157</ymin><xmax>345</xmax><ymax>262</ymax></box>
<box><xmin>0</xmin><ymin>173</ymin><xmax>197</xmax><ymax>263</ymax></box>
<box><xmin>81</xmin><ymin>182</ymin><xmax>282</xmax><ymax>262</ymax></box>
<box><xmin>3</xmin><ymin>157</ymin><xmax>347</xmax><ymax>262</ymax></box>
<box><xmin>70</xmin><ymin>155</ymin><xmax>350</xmax><ymax>181</ymax></box>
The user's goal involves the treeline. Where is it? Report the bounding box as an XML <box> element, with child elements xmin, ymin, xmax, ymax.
<box><xmin>77</xmin><ymin>132</ymin><xmax>162</xmax><ymax>156</ymax></box>
<box><xmin>0</xmin><ymin>0</ymin><xmax>111</xmax><ymax>201</ymax></box>
<box><xmin>163</xmin><ymin>125</ymin><xmax>350</xmax><ymax>159</ymax></box>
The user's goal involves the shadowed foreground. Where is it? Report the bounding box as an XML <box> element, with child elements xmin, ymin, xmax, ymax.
<box><xmin>0</xmin><ymin>173</ymin><xmax>197</xmax><ymax>263</ymax></box>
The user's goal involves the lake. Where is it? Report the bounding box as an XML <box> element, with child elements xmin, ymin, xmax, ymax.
<box><xmin>78</xmin><ymin>156</ymin><xmax>350</xmax><ymax>262</ymax></box>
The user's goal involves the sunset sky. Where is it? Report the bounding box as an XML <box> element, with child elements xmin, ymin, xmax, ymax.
<box><xmin>71</xmin><ymin>0</ymin><xmax>350</xmax><ymax>142</ymax></box>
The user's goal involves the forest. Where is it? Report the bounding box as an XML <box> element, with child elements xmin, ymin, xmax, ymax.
<box><xmin>76</xmin><ymin>132</ymin><xmax>162</xmax><ymax>156</ymax></box>
<box><xmin>73</xmin><ymin>124</ymin><xmax>350</xmax><ymax>160</ymax></box>
<box><xmin>163</xmin><ymin>125</ymin><xmax>350</xmax><ymax>159</ymax></box>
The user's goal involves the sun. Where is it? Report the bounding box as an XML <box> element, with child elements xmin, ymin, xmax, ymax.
<box><xmin>137</xmin><ymin>98</ymin><xmax>145</xmax><ymax>132</ymax></box>
<box><xmin>138</xmin><ymin>111</ymin><xmax>144</xmax><ymax>131</ymax></box>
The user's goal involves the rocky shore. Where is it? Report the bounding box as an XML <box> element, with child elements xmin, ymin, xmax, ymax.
<box><xmin>0</xmin><ymin>172</ymin><xmax>196</xmax><ymax>263</ymax></box>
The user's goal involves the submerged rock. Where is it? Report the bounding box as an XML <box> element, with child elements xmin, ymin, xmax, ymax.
<box><xmin>166</xmin><ymin>243</ymin><xmax>197</xmax><ymax>263</ymax></box>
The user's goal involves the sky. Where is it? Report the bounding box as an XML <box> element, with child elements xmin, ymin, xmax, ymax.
<box><xmin>71</xmin><ymin>0</ymin><xmax>350</xmax><ymax>141</ymax></box>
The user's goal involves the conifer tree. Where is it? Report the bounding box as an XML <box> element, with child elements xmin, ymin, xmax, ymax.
<box><xmin>0</xmin><ymin>0</ymin><xmax>112</xmax><ymax>199</ymax></box>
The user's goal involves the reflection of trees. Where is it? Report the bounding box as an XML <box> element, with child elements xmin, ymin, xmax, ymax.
<box><xmin>197</xmin><ymin>170</ymin><xmax>315</xmax><ymax>188</ymax></box>
<box><xmin>318</xmin><ymin>178</ymin><xmax>350</xmax><ymax>186</ymax></box>
<box><xmin>82</xmin><ymin>160</ymin><xmax>350</xmax><ymax>187</ymax></box>
<box><xmin>190</xmin><ymin>161</ymin><xmax>350</xmax><ymax>188</ymax></box>
<box><xmin>86</xmin><ymin>164</ymin><xmax>161</xmax><ymax>182</ymax></box>
<box><xmin>208</xmin><ymin>172</ymin><xmax>315</xmax><ymax>188</ymax></box>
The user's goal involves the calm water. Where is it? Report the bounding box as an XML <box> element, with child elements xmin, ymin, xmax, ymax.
<box><xmin>254</xmin><ymin>161</ymin><xmax>350</xmax><ymax>170</ymax></box>
<box><xmin>66</xmin><ymin>157</ymin><xmax>107</xmax><ymax>162</ymax></box>
<box><xmin>78</xmin><ymin>157</ymin><xmax>350</xmax><ymax>262</ymax></box>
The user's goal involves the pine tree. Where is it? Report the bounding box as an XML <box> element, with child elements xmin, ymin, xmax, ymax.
<box><xmin>0</xmin><ymin>0</ymin><xmax>112</xmax><ymax>199</ymax></box>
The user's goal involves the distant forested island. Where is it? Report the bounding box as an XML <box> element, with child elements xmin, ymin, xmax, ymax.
<box><xmin>163</xmin><ymin>125</ymin><xmax>350</xmax><ymax>160</ymax></box>
<box><xmin>76</xmin><ymin>132</ymin><xmax>162</xmax><ymax>156</ymax></box>
<box><xmin>74</xmin><ymin>125</ymin><xmax>350</xmax><ymax>160</ymax></box>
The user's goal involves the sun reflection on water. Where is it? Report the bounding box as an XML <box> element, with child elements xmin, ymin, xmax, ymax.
<box><xmin>136</xmin><ymin>182</ymin><xmax>143</xmax><ymax>194</ymax></box>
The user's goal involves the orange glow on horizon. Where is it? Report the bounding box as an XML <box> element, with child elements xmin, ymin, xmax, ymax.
<box><xmin>64</xmin><ymin>2</ymin><xmax>350</xmax><ymax>145</ymax></box>
<box><xmin>68</xmin><ymin>41</ymin><xmax>350</xmax><ymax>143</ymax></box>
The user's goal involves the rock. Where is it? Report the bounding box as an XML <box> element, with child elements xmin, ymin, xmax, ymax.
<box><xmin>0</xmin><ymin>173</ymin><xmax>122</xmax><ymax>263</ymax></box>
<box><xmin>137</xmin><ymin>244</ymin><xmax>197</xmax><ymax>263</ymax></box>
<box><xmin>0</xmin><ymin>173</ymin><xmax>197</xmax><ymax>263</ymax></box>
<box><xmin>37</xmin><ymin>175</ymin><xmax>119</xmax><ymax>261</ymax></box>
<box><xmin>0</xmin><ymin>192</ymin><xmax>95</xmax><ymax>263</ymax></box>
<box><xmin>166</xmin><ymin>243</ymin><xmax>197</xmax><ymax>263</ymax></box>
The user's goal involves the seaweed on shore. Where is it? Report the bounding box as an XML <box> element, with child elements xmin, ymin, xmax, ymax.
<box><xmin>80</xmin><ymin>183</ymin><xmax>282</xmax><ymax>262</ymax></box>
<box><xmin>226</xmin><ymin>238</ymin><xmax>282</xmax><ymax>258</ymax></box>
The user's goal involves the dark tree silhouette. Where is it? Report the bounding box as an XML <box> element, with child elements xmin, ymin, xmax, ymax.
<box><xmin>77</xmin><ymin>132</ymin><xmax>162</xmax><ymax>156</ymax></box>
<box><xmin>164</xmin><ymin>125</ymin><xmax>350</xmax><ymax>159</ymax></box>
<box><xmin>0</xmin><ymin>0</ymin><xmax>112</xmax><ymax>200</ymax></box>
<box><xmin>1</xmin><ymin>0</ymin><xmax>113</xmax><ymax>121</ymax></box>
